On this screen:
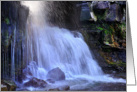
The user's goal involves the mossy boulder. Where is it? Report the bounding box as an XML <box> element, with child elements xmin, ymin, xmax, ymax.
<box><xmin>1</xmin><ymin>80</ymin><xmax>16</xmax><ymax>91</ymax></box>
<box><xmin>1</xmin><ymin>84</ymin><xmax>8</xmax><ymax>91</ymax></box>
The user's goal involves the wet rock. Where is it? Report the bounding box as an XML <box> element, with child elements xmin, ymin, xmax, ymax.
<box><xmin>80</xmin><ymin>2</ymin><xmax>91</xmax><ymax>21</ymax></box>
<box><xmin>18</xmin><ymin>5</ymin><xmax>29</xmax><ymax>30</ymax></box>
<box><xmin>59</xmin><ymin>85</ymin><xmax>70</xmax><ymax>91</ymax></box>
<box><xmin>87</xmin><ymin>1</ymin><xmax>125</xmax><ymax>22</ymax></box>
<box><xmin>46</xmin><ymin>67</ymin><xmax>65</xmax><ymax>81</ymax></box>
<box><xmin>48</xmin><ymin>88</ymin><xmax>60</xmax><ymax>91</ymax></box>
<box><xmin>47</xmin><ymin>79</ymin><xmax>55</xmax><ymax>83</ymax></box>
<box><xmin>47</xmin><ymin>2</ymin><xmax>81</xmax><ymax>30</ymax></box>
<box><xmin>47</xmin><ymin>85</ymin><xmax>70</xmax><ymax>91</ymax></box>
<box><xmin>106</xmin><ymin>4</ymin><xmax>123</xmax><ymax>22</ymax></box>
<box><xmin>23</xmin><ymin>61</ymin><xmax>37</xmax><ymax>77</ymax></box>
<box><xmin>24</xmin><ymin>77</ymin><xmax>47</xmax><ymax>88</ymax></box>
<box><xmin>1</xmin><ymin>80</ymin><xmax>16</xmax><ymax>91</ymax></box>
<box><xmin>1</xmin><ymin>84</ymin><xmax>8</xmax><ymax>91</ymax></box>
<box><xmin>116</xmin><ymin>1</ymin><xmax>126</xmax><ymax>5</ymax></box>
<box><xmin>71</xmin><ymin>31</ymin><xmax>83</xmax><ymax>38</ymax></box>
<box><xmin>1</xmin><ymin>1</ymin><xmax>29</xmax><ymax>80</ymax></box>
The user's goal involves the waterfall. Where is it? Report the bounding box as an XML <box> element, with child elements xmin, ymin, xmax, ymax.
<box><xmin>21</xmin><ymin>1</ymin><xmax>102</xmax><ymax>79</ymax></box>
<box><xmin>21</xmin><ymin>1</ymin><xmax>126</xmax><ymax>86</ymax></box>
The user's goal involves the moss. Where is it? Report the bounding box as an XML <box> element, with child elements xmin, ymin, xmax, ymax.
<box><xmin>1</xmin><ymin>85</ymin><xmax>8</xmax><ymax>91</ymax></box>
<box><xmin>2</xmin><ymin>80</ymin><xmax>16</xmax><ymax>91</ymax></box>
<box><xmin>95</xmin><ymin>22</ymin><xmax>126</xmax><ymax>49</ymax></box>
<box><xmin>97</xmin><ymin>27</ymin><xmax>103</xmax><ymax>31</ymax></box>
<box><xmin>94</xmin><ymin>9</ymin><xmax>107</xmax><ymax>21</ymax></box>
<box><xmin>109</xmin><ymin>60</ymin><xmax>126</xmax><ymax>71</ymax></box>
<box><xmin>98</xmin><ymin>48</ymin><xmax>126</xmax><ymax>71</ymax></box>
<box><xmin>5</xmin><ymin>18</ymin><xmax>10</xmax><ymax>25</ymax></box>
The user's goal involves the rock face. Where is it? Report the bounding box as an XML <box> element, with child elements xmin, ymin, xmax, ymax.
<box><xmin>106</xmin><ymin>4</ymin><xmax>122</xmax><ymax>22</ymax></box>
<box><xmin>46</xmin><ymin>67</ymin><xmax>65</xmax><ymax>81</ymax></box>
<box><xmin>24</xmin><ymin>77</ymin><xmax>47</xmax><ymax>88</ymax></box>
<box><xmin>1</xmin><ymin>80</ymin><xmax>16</xmax><ymax>91</ymax></box>
<box><xmin>80</xmin><ymin>2</ymin><xmax>91</xmax><ymax>21</ymax></box>
<box><xmin>93</xmin><ymin>1</ymin><xmax>109</xmax><ymax>9</ymax></box>
<box><xmin>46</xmin><ymin>1</ymin><xmax>81</xmax><ymax>30</ymax></box>
<box><xmin>1</xmin><ymin>1</ymin><xmax>29</xmax><ymax>81</ymax></box>
<box><xmin>86</xmin><ymin>1</ymin><xmax>126</xmax><ymax>22</ymax></box>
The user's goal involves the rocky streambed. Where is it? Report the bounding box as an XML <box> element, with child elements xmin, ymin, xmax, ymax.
<box><xmin>2</xmin><ymin>66</ymin><xmax>126</xmax><ymax>91</ymax></box>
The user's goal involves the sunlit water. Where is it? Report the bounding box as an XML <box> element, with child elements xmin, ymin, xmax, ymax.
<box><xmin>20</xmin><ymin>1</ymin><xmax>126</xmax><ymax>91</ymax></box>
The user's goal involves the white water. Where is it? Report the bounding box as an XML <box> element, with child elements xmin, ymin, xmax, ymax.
<box><xmin>25</xmin><ymin>23</ymin><xmax>104</xmax><ymax>79</ymax></box>
<box><xmin>21</xmin><ymin>1</ymin><xmax>126</xmax><ymax>90</ymax></box>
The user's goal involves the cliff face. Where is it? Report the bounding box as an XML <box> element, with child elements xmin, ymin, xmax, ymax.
<box><xmin>1</xmin><ymin>1</ymin><xmax>29</xmax><ymax>80</ymax></box>
<box><xmin>45</xmin><ymin>1</ymin><xmax>82</xmax><ymax>30</ymax></box>
<box><xmin>79</xmin><ymin>1</ymin><xmax>126</xmax><ymax>72</ymax></box>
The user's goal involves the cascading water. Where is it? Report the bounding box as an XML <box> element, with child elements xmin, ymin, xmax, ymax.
<box><xmin>11</xmin><ymin>26</ymin><xmax>16</xmax><ymax>81</ymax></box>
<box><xmin>22</xmin><ymin>1</ymin><xmax>103</xmax><ymax>79</ymax></box>
<box><xmin>20</xmin><ymin>1</ymin><xmax>126</xmax><ymax>91</ymax></box>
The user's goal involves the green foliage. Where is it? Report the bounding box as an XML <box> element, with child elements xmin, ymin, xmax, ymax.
<box><xmin>96</xmin><ymin>24</ymin><xmax>114</xmax><ymax>36</ymax></box>
<box><xmin>117</xmin><ymin>23</ymin><xmax>126</xmax><ymax>39</ymax></box>
<box><xmin>5</xmin><ymin>18</ymin><xmax>10</xmax><ymax>25</ymax></box>
<box><xmin>109</xmin><ymin>60</ymin><xmax>126</xmax><ymax>70</ymax></box>
<box><xmin>97</xmin><ymin>27</ymin><xmax>103</xmax><ymax>31</ymax></box>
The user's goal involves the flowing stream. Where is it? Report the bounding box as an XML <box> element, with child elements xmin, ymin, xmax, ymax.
<box><xmin>19</xmin><ymin>1</ymin><xmax>126</xmax><ymax>91</ymax></box>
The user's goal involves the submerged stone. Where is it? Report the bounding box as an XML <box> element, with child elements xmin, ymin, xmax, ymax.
<box><xmin>59</xmin><ymin>85</ymin><xmax>70</xmax><ymax>91</ymax></box>
<box><xmin>24</xmin><ymin>77</ymin><xmax>47</xmax><ymax>88</ymax></box>
<box><xmin>46</xmin><ymin>79</ymin><xmax>55</xmax><ymax>83</ymax></box>
<box><xmin>48</xmin><ymin>88</ymin><xmax>60</xmax><ymax>91</ymax></box>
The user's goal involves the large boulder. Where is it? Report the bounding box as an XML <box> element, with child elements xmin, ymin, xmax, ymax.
<box><xmin>87</xmin><ymin>1</ymin><xmax>125</xmax><ymax>22</ymax></box>
<box><xmin>24</xmin><ymin>77</ymin><xmax>47</xmax><ymax>88</ymax></box>
<box><xmin>46</xmin><ymin>67</ymin><xmax>65</xmax><ymax>81</ymax></box>
<box><xmin>106</xmin><ymin>3</ymin><xmax>123</xmax><ymax>22</ymax></box>
<box><xmin>1</xmin><ymin>80</ymin><xmax>16</xmax><ymax>91</ymax></box>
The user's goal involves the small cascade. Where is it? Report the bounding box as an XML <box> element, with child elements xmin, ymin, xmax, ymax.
<box><xmin>11</xmin><ymin>26</ymin><xmax>16</xmax><ymax>81</ymax></box>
